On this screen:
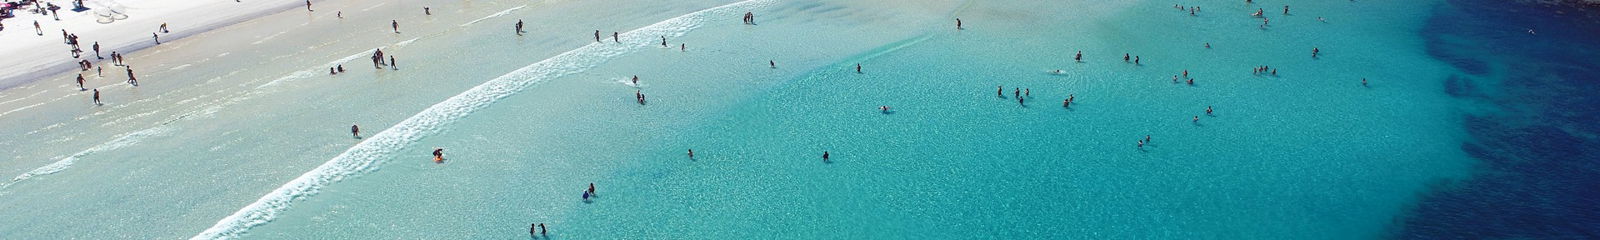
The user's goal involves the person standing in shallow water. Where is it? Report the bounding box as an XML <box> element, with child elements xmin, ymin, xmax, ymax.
<box><xmin>432</xmin><ymin>148</ymin><xmax>444</xmax><ymax>163</ymax></box>
<box><xmin>92</xmin><ymin>89</ymin><xmax>101</xmax><ymax>105</ymax></box>
<box><xmin>392</xmin><ymin>20</ymin><xmax>400</xmax><ymax>33</ymax></box>
<box><xmin>351</xmin><ymin>124</ymin><xmax>360</xmax><ymax>138</ymax></box>
<box><xmin>956</xmin><ymin>18</ymin><xmax>962</xmax><ymax>30</ymax></box>
<box><xmin>822</xmin><ymin>151</ymin><xmax>830</xmax><ymax>162</ymax></box>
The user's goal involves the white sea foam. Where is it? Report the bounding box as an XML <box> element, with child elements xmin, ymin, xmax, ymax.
<box><xmin>0</xmin><ymin>127</ymin><xmax>170</xmax><ymax>191</ymax></box>
<box><xmin>191</xmin><ymin>1</ymin><xmax>773</xmax><ymax>238</ymax></box>
<box><xmin>461</xmin><ymin>5</ymin><xmax>528</xmax><ymax>27</ymax></box>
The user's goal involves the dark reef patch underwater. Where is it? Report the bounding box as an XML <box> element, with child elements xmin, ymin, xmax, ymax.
<box><xmin>1398</xmin><ymin>0</ymin><xmax>1600</xmax><ymax>238</ymax></box>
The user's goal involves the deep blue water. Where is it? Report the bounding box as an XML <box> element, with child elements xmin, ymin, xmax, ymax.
<box><xmin>1400</xmin><ymin>0</ymin><xmax>1600</xmax><ymax>238</ymax></box>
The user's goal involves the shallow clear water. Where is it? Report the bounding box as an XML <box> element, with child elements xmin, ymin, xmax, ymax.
<box><xmin>0</xmin><ymin>0</ymin><xmax>1594</xmax><ymax>238</ymax></box>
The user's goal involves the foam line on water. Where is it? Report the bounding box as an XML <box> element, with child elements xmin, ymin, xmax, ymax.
<box><xmin>191</xmin><ymin>0</ymin><xmax>772</xmax><ymax>238</ymax></box>
<box><xmin>461</xmin><ymin>5</ymin><xmax>528</xmax><ymax>27</ymax></box>
<box><xmin>0</xmin><ymin>127</ymin><xmax>170</xmax><ymax>191</ymax></box>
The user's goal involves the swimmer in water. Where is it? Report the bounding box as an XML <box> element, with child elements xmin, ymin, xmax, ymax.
<box><xmin>1014</xmin><ymin>88</ymin><xmax>1020</xmax><ymax>99</ymax></box>
<box><xmin>997</xmin><ymin>85</ymin><xmax>1004</xmax><ymax>97</ymax></box>
<box><xmin>352</xmin><ymin>124</ymin><xmax>360</xmax><ymax>138</ymax></box>
<box><xmin>880</xmin><ymin>105</ymin><xmax>890</xmax><ymax>113</ymax></box>
<box><xmin>613</xmin><ymin>32</ymin><xmax>619</xmax><ymax>43</ymax></box>
<box><xmin>1193</xmin><ymin>115</ymin><xmax>1200</xmax><ymax>123</ymax></box>
<box><xmin>1134</xmin><ymin>56</ymin><xmax>1140</xmax><ymax>65</ymax></box>
<box><xmin>1138</xmin><ymin>140</ymin><xmax>1144</xmax><ymax>148</ymax></box>
<box><xmin>856</xmin><ymin>64</ymin><xmax>862</xmax><ymax>73</ymax></box>
<box><xmin>1312</xmin><ymin>47</ymin><xmax>1320</xmax><ymax>58</ymax></box>
<box><xmin>1025</xmin><ymin>88</ymin><xmax>1030</xmax><ymax>97</ymax></box>
<box><xmin>1187</xmin><ymin>78</ymin><xmax>1194</xmax><ymax>85</ymax></box>
<box><xmin>1146</xmin><ymin>135</ymin><xmax>1151</xmax><ymax>142</ymax></box>
<box><xmin>540</xmin><ymin>223</ymin><xmax>547</xmax><ymax>235</ymax></box>
<box><xmin>822</xmin><ymin>151</ymin><xmax>830</xmax><ymax>162</ymax></box>
<box><xmin>1075</xmin><ymin>51</ymin><xmax>1082</xmax><ymax>62</ymax></box>
<box><xmin>1205</xmin><ymin>42</ymin><xmax>1211</xmax><ymax>48</ymax></box>
<box><xmin>770</xmin><ymin>60</ymin><xmax>776</xmax><ymax>68</ymax></box>
<box><xmin>1206</xmin><ymin>106</ymin><xmax>1214</xmax><ymax>115</ymax></box>
<box><xmin>688</xmin><ymin>149</ymin><xmax>694</xmax><ymax>159</ymax></box>
<box><xmin>1362</xmin><ymin>78</ymin><xmax>1368</xmax><ymax>87</ymax></box>
<box><xmin>1183</xmin><ymin>70</ymin><xmax>1188</xmax><ymax>78</ymax></box>
<box><xmin>433</xmin><ymin>148</ymin><xmax>444</xmax><ymax>163</ymax></box>
<box><xmin>588</xmin><ymin>183</ymin><xmax>596</xmax><ymax>195</ymax></box>
<box><xmin>632</xmin><ymin>75</ymin><xmax>639</xmax><ymax>86</ymax></box>
<box><xmin>1062</xmin><ymin>99</ymin><xmax>1070</xmax><ymax>108</ymax></box>
<box><xmin>1124</xmin><ymin>53</ymin><xmax>1130</xmax><ymax>62</ymax></box>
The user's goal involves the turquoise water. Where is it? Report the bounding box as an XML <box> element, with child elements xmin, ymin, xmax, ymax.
<box><xmin>8</xmin><ymin>0</ymin><xmax>1592</xmax><ymax>238</ymax></box>
<box><xmin>245</xmin><ymin>0</ymin><xmax>1472</xmax><ymax>238</ymax></box>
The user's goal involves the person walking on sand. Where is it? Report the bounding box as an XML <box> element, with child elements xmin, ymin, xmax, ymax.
<box><xmin>305</xmin><ymin>0</ymin><xmax>313</xmax><ymax>12</ymax></box>
<box><xmin>392</xmin><ymin>20</ymin><xmax>399</xmax><ymax>33</ymax></box>
<box><xmin>34</xmin><ymin>21</ymin><xmax>44</xmax><ymax>36</ymax></box>
<box><xmin>76</xmin><ymin>74</ymin><xmax>85</xmax><ymax>90</ymax></box>
<box><xmin>153</xmin><ymin>33</ymin><xmax>160</xmax><ymax>44</ymax></box>
<box><xmin>126</xmin><ymin>67</ymin><xmax>138</xmax><ymax>86</ymax></box>
<box><xmin>389</xmin><ymin>56</ymin><xmax>397</xmax><ymax>70</ymax></box>
<box><xmin>92</xmin><ymin>89</ymin><xmax>101</xmax><ymax>105</ymax></box>
<box><xmin>160</xmin><ymin>23</ymin><xmax>169</xmax><ymax>33</ymax></box>
<box><xmin>516</xmin><ymin>20</ymin><xmax>524</xmax><ymax>35</ymax></box>
<box><xmin>93</xmin><ymin>42</ymin><xmax>101</xmax><ymax>59</ymax></box>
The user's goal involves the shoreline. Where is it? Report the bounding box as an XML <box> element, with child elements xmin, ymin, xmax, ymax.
<box><xmin>0</xmin><ymin>0</ymin><xmax>302</xmax><ymax>90</ymax></box>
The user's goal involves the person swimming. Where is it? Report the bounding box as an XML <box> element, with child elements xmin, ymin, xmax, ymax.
<box><xmin>688</xmin><ymin>149</ymin><xmax>694</xmax><ymax>159</ymax></box>
<box><xmin>588</xmin><ymin>183</ymin><xmax>596</xmax><ymax>195</ymax></box>
<box><xmin>1138</xmin><ymin>140</ymin><xmax>1144</xmax><ymax>148</ymax></box>
<box><xmin>632</xmin><ymin>75</ymin><xmax>639</xmax><ymax>86</ymax></box>
<box><xmin>1193</xmin><ymin>115</ymin><xmax>1200</xmax><ymax>123</ymax></box>
<box><xmin>432</xmin><ymin>148</ymin><xmax>444</xmax><ymax>163</ymax></box>
<box><xmin>1062</xmin><ymin>99</ymin><xmax>1070</xmax><ymax>108</ymax></box>
<box><xmin>1124</xmin><ymin>53</ymin><xmax>1130</xmax><ymax>62</ymax></box>
<box><xmin>997</xmin><ymin>85</ymin><xmax>1003</xmax><ymax>97</ymax></box>
<box><xmin>856</xmin><ymin>63</ymin><xmax>862</xmax><ymax>73</ymax></box>
<box><xmin>770</xmin><ymin>60</ymin><xmax>776</xmax><ymax>68</ymax></box>
<box><xmin>1134</xmin><ymin>56</ymin><xmax>1140</xmax><ymax>65</ymax></box>
<box><xmin>1075</xmin><ymin>51</ymin><xmax>1082</xmax><ymax>62</ymax></box>
<box><xmin>1312</xmin><ymin>47</ymin><xmax>1320</xmax><ymax>58</ymax></box>
<box><xmin>1362</xmin><ymin>78</ymin><xmax>1368</xmax><ymax>87</ymax></box>
<box><xmin>880</xmin><ymin>105</ymin><xmax>890</xmax><ymax>113</ymax></box>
